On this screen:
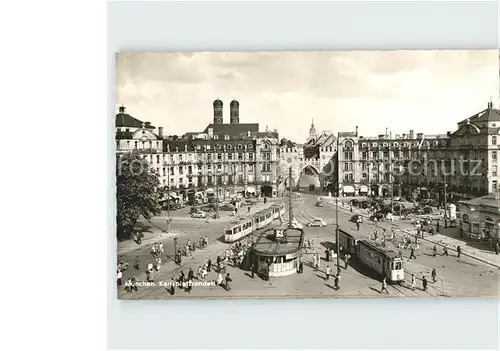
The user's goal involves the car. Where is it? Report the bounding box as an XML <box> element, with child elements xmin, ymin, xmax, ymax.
<box><xmin>307</xmin><ymin>218</ymin><xmax>327</xmax><ymax>227</ymax></box>
<box><xmin>201</xmin><ymin>204</ymin><xmax>215</xmax><ymax>212</ymax></box>
<box><xmin>244</xmin><ymin>199</ymin><xmax>256</xmax><ymax>206</ymax></box>
<box><xmin>191</xmin><ymin>210</ymin><xmax>206</xmax><ymax>219</ymax></box>
<box><xmin>315</xmin><ymin>201</ymin><xmax>324</xmax><ymax>207</ymax></box>
<box><xmin>219</xmin><ymin>204</ymin><xmax>236</xmax><ymax>211</ymax></box>
<box><xmin>350</xmin><ymin>214</ymin><xmax>363</xmax><ymax>223</ymax></box>
<box><xmin>291</xmin><ymin>218</ymin><xmax>304</xmax><ymax>229</ymax></box>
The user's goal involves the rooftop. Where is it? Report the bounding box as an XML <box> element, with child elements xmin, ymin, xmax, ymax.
<box><xmin>253</xmin><ymin>227</ymin><xmax>304</xmax><ymax>256</ymax></box>
<box><xmin>203</xmin><ymin>123</ymin><xmax>259</xmax><ymax>136</ymax></box>
<box><xmin>459</xmin><ymin>194</ymin><xmax>500</xmax><ymax>208</ymax></box>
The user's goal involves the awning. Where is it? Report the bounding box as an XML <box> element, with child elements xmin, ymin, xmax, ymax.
<box><xmin>359</xmin><ymin>185</ymin><xmax>369</xmax><ymax>192</ymax></box>
<box><xmin>343</xmin><ymin>185</ymin><xmax>355</xmax><ymax>193</ymax></box>
<box><xmin>206</xmin><ymin>188</ymin><xmax>215</xmax><ymax>194</ymax></box>
<box><xmin>246</xmin><ymin>186</ymin><xmax>256</xmax><ymax>193</ymax></box>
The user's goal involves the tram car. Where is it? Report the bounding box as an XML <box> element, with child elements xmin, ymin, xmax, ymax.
<box><xmin>338</xmin><ymin>229</ymin><xmax>358</xmax><ymax>256</ymax></box>
<box><xmin>270</xmin><ymin>203</ymin><xmax>285</xmax><ymax>219</ymax></box>
<box><xmin>355</xmin><ymin>239</ymin><xmax>404</xmax><ymax>283</ymax></box>
<box><xmin>224</xmin><ymin>203</ymin><xmax>285</xmax><ymax>243</ymax></box>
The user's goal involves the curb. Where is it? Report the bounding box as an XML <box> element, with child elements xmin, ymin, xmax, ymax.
<box><xmin>399</xmin><ymin>228</ymin><xmax>500</xmax><ymax>270</ymax></box>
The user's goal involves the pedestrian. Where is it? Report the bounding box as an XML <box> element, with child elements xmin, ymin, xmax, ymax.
<box><xmin>410</xmin><ymin>274</ymin><xmax>416</xmax><ymax>290</ymax></box>
<box><xmin>116</xmin><ymin>270</ymin><xmax>123</xmax><ymax>286</ymax></box>
<box><xmin>316</xmin><ymin>253</ymin><xmax>321</xmax><ymax>269</ymax></box>
<box><xmin>299</xmin><ymin>261</ymin><xmax>304</xmax><ymax>274</ymax></box>
<box><xmin>344</xmin><ymin>254</ymin><xmax>350</xmax><ymax>269</ymax></box>
<box><xmin>130</xmin><ymin>276</ymin><xmax>138</xmax><ymax>292</ymax></box>
<box><xmin>147</xmin><ymin>262</ymin><xmax>153</xmax><ymax>272</ymax></box>
<box><xmin>202</xmin><ymin>265</ymin><xmax>208</xmax><ymax>280</ymax></box>
<box><xmin>217</xmin><ymin>272</ymin><xmax>223</xmax><ymax>286</ymax></box>
<box><xmin>442</xmin><ymin>245</ymin><xmax>448</xmax><ymax>256</ymax></box>
<box><xmin>356</xmin><ymin>221</ymin><xmax>360</xmax><ymax>231</ymax></box>
<box><xmin>334</xmin><ymin>274</ymin><xmax>340</xmax><ymax>290</ymax></box>
<box><xmin>325</xmin><ymin>249</ymin><xmax>330</xmax><ymax>262</ymax></box>
<box><xmin>155</xmin><ymin>257</ymin><xmax>162</xmax><ymax>271</ymax></box>
<box><xmin>207</xmin><ymin>258</ymin><xmax>212</xmax><ymax>272</ymax></box>
<box><xmin>422</xmin><ymin>276</ymin><xmax>428</xmax><ymax>291</ymax></box>
<box><xmin>225</xmin><ymin>273</ymin><xmax>232</xmax><ymax>291</ymax></box>
<box><xmin>409</xmin><ymin>248</ymin><xmax>416</xmax><ymax>260</ymax></box>
<box><xmin>159</xmin><ymin>242</ymin><xmax>164</xmax><ymax>255</ymax></box>
<box><xmin>312</xmin><ymin>254</ymin><xmax>317</xmax><ymax>269</ymax></box>
<box><xmin>436</xmin><ymin>221</ymin><xmax>440</xmax><ymax>232</ymax></box>
<box><xmin>432</xmin><ymin>245</ymin><xmax>437</xmax><ymax>257</ymax></box>
<box><xmin>216</xmin><ymin>255</ymin><xmax>221</xmax><ymax>267</ymax></box>
<box><xmin>134</xmin><ymin>256</ymin><xmax>140</xmax><ymax>270</ymax></box>
<box><xmin>169</xmin><ymin>277</ymin><xmax>175</xmax><ymax>295</ymax></box>
<box><xmin>431</xmin><ymin>268</ymin><xmax>437</xmax><ymax>283</ymax></box>
<box><xmin>380</xmin><ymin>277</ymin><xmax>389</xmax><ymax>294</ymax></box>
<box><xmin>248</xmin><ymin>206</ymin><xmax>251</xmax><ymax>213</ymax></box>
<box><xmin>186</xmin><ymin>278</ymin><xmax>193</xmax><ymax>293</ymax></box>
<box><xmin>188</xmin><ymin>268</ymin><xmax>194</xmax><ymax>282</ymax></box>
<box><xmin>204</xmin><ymin>236</ymin><xmax>208</xmax><ymax>248</ymax></box>
<box><xmin>457</xmin><ymin>245</ymin><xmax>462</xmax><ymax>258</ymax></box>
<box><xmin>325</xmin><ymin>265</ymin><xmax>330</xmax><ymax>280</ymax></box>
<box><xmin>250</xmin><ymin>262</ymin><xmax>255</xmax><ymax>278</ymax></box>
<box><xmin>495</xmin><ymin>242</ymin><xmax>499</xmax><ymax>255</ymax></box>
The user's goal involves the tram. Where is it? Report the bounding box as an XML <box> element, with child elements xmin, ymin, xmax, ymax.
<box><xmin>224</xmin><ymin>203</ymin><xmax>285</xmax><ymax>243</ymax></box>
<box><xmin>355</xmin><ymin>239</ymin><xmax>405</xmax><ymax>283</ymax></box>
<box><xmin>338</xmin><ymin>228</ymin><xmax>358</xmax><ymax>256</ymax></box>
<box><xmin>270</xmin><ymin>203</ymin><xmax>285</xmax><ymax>219</ymax></box>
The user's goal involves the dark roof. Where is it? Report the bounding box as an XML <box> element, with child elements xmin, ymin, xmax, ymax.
<box><xmin>458</xmin><ymin>107</ymin><xmax>500</xmax><ymax>125</ymax></box>
<box><xmin>163</xmin><ymin>140</ymin><xmax>195</xmax><ymax>152</ymax></box>
<box><xmin>203</xmin><ymin>123</ymin><xmax>259</xmax><ymax>136</ymax></box>
<box><xmin>230</xmin><ymin>100</ymin><xmax>239</xmax><ymax>107</ymax></box>
<box><xmin>459</xmin><ymin>194</ymin><xmax>498</xmax><ymax>208</ymax></box>
<box><xmin>357</xmin><ymin>239</ymin><xmax>400</xmax><ymax>259</ymax></box>
<box><xmin>115</xmin><ymin>112</ymin><xmax>156</xmax><ymax>129</ymax></box>
<box><xmin>253</xmin><ymin>227</ymin><xmax>304</xmax><ymax>256</ymax></box>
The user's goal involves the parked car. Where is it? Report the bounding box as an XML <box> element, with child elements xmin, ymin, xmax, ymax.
<box><xmin>191</xmin><ymin>210</ymin><xmax>206</xmax><ymax>219</ymax></box>
<box><xmin>370</xmin><ymin>212</ymin><xmax>385</xmax><ymax>221</ymax></box>
<box><xmin>244</xmin><ymin>199</ymin><xmax>256</xmax><ymax>206</ymax></box>
<box><xmin>307</xmin><ymin>218</ymin><xmax>327</xmax><ymax>227</ymax></box>
<box><xmin>219</xmin><ymin>204</ymin><xmax>236</xmax><ymax>211</ymax></box>
<box><xmin>201</xmin><ymin>204</ymin><xmax>215</xmax><ymax>212</ymax></box>
<box><xmin>315</xmin><ymin>201</ymin><xmax>324</xmax><ymax>207</ymax></box>
<box><xmin>350</xmin><ymin>214</ymin><xmax>363</xmax><ymax>223</ymax></box>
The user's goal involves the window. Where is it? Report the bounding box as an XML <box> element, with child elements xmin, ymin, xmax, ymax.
<box><xmin>207</xmin><ymin>176</ymin><xmax>212</xmax><ymax>184</ymax></box>
<box><xmin>217</xmin><ymin>175</ymin><xmax>222</xmax><ymax>184</ymax></box>
<box><xmin>361</xmin><ymin>163</ymin><xmax>366</xmax><ymax>170</ymax></box>
<box><xmin>227</xmin><ymin>145</ymin><xmax>232</xmax><ymax>149</ymax></box>
<box><xmin>493</xmin><ymin>136</ymin><xmax>497</xmax><ymax>145</ymax></box>
<box><xmin>249</xmin><ymin>165</ymin><xmax>254</xmax><ymax>172</ymax></box>
<box><xmin>348</xmin><ymin>173</ymin><xmax>353</xmax><ymax>180</ymax></box>
<box><xmin>493</xmin><ymin>165</ymin><xmax>497</xmax><ymax>177</ymax></box>
<box><xmin>249</xmin><ymin>153</ymin><xmax>254</xmax><ymax>161</ymax></box>
<box><xmin>224</xmin><ymin>135</ymin><xmax>230</xmax><ymax>140</ymax></box>
<box><xmin>493</xmin><ymin>152</ymin><xmax>497</xmax><ymax>161</ymax></box>
<box><xmin>134</xmin><ymin>141</ymin><xmax>138</xmax><ymax>149</ymax></box>
<box><xmin>197</xmin><ymin>165</ymin><xmax>202</xmax><ymax>171</ymax></box>
<box><xmin>217</xmin><ymin>164</ymin><xmax>222</xmax><ymax>171</ymax></box>
<box><xmin>383</xmin><ymin>151</ymin><xmax>388</xmax><ymax>158</ymax></box>
<box><xmin>217</xmin><ymin>153</ymin><xmax>222</xmax><ymax>160</ymax></box>
<box><xmin>362</xmin><ymin>173</ymin><xmax>367</xmax><ymax>179</ymax></box>
<box><xmin>238</xmin><ymin>153</ymin><xmax>243</xmax><ymax>161</ymax></box>
<box><xmin>156</xmin><ymin>155</ymin><xmax>160</xmax><ymax>163</ymax></box>
<box><xmin>179</xmin><ymin>166</ymin><xmax>183</xmax><ymax>175</ymax></box>
<box><xmin>217</xmin><ymin>144</ymin><xmax>222</xmax><ymax>149</ymax></box>
<box><xmin>179</xmin><ymin>178</ymin><xmax>183</xmax><ymax>184</ymax></box>
<box><xmin>228</xmin><ymin>153</ymin><xmax>232</xmax><ymax>160</ymax></box>
<box><xmin>238</xmin><ymin>144</ymin><xmax>242</xmax><ymax>149</ymax></box>
<box><xmin>170</xmin><ymin>167</ymin><xmax>174</xmax><ymax>175</ymax></box>
<box><xmin>362</xmin><ymin>151</ymin><xmax>367</xmax><ymax>159</ymax></box>
<box><xmin>188</xmin><ymin>166</ymin><xmax>192</xmax><ymax>174</ymax></box>
<box><xmin>162</xmin><ymin>167</ymin><xmax>166</xmax><ymax>175</ymax></box>
<box><xmin>248</xmin><ymin>144</ymin><xmax>253</xmax><ymax>149</ymax></box>
<box><xmin>344</xmin><ymin>174</ymin><xmax>349</xmax><ymax>181</ymax></box>
<box><xmin>493</xmin><ymin>180</ymin><xmax>498</xmax><ymax>191</ymax></box>
<box><xmin>238</xmin><ymin>175</ymin><xmax>243</xmax><ymax>184</ymax></box>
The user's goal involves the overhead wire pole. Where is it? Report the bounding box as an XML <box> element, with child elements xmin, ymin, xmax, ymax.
<box><xmin>336</xmin><ymin>133</ymin><xmax>340</xmax><ymax>276</ymax></box>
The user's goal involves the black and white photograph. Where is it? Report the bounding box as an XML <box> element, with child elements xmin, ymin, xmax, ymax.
<box><xmin>115</xmin><ymin>50</ymin><xmax>499</xmax><ymax>300</ymax></box>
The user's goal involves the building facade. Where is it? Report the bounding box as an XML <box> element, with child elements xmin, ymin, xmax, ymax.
<box><xmin>336</xmin><ymin>102</ymin><xmax>500</xmax><ymax>199</ymax></box>
<box><xmin>459</xmin><ymin>194</ymin><xmax>500</xmax><ymax>241</ymax></box>
<box><xmin>116</xmin><ymin>100</ymin><xmax>281</xmax><ymax>202</ymax></box>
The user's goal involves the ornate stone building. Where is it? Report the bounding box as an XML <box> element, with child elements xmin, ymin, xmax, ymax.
<box><xmin>335</xmin><ymin>102</ymin><xmax>500</xmax><ymax>199</ymax></box>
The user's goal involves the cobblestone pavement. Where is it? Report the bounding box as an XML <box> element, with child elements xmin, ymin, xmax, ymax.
<box><xmin>116</xmin><ymin>194</ymin><xmax>499</xmax><ymax>299</ymax></box>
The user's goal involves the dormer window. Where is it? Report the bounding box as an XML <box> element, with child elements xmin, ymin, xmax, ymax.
<box><xmin>372</xmin><ymin>142</ymin><xmax>378</xmax><ymax>147</ymax></box>
<box><xmin>383</xmin><ymin>142</ymin><xmax>388</xmax><ymax>147</ymax></box>
<box><xmin>224</xmin><ymin>135</ymin><xmax>230</xmax><ymax>140</ymax></box>
<box><xmin>361</xmin><ymin>142</ymin><xmax>367</xmax><ymax>148</ymax></box>
<box><xmin>238</xmin><ymin>144</ymin><xmax>242</xmax><ymax>149</ymax></box>
<box><xmin>227</xmin><ymin>145</ymin><xmax>232</xmax><ymax>149</ymax></box>
<box><xmin>393</xmin><ymin>142</ymin><xmax>399</xmax><ymax>147</ymax></box>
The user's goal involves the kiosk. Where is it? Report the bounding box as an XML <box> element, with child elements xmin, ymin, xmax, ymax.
<box><xmin>251</xmin><ymin>226</ymin><xmax>305</xmax><ymax>277</ymax></box>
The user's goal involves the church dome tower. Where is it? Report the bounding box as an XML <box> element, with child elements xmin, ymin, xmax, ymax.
<box><xmin>308</xmin><ymin>119</ymin><xmax>317</xmax><ymax>141</ymax></box>
<box><xmin>213</xmin><ymin>98</ymin><xmax>223</xmax><ymax>124</ymax></box>
<box><xmin>230</xmin><ymin>99</ymin><xmax>239</xmax><ymax>124</ymax></box>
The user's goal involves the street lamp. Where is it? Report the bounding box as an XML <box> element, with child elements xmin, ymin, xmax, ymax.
<box><xmin>443</xmin><ymin>165</ymin><xmax>448</xmax><ymax>229</ymax></box>
<box><xmin>335</xmin><ymin>197</ymin><xmax>340</xmax><ymax>276</ymax></box>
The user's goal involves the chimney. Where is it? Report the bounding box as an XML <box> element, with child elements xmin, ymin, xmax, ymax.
<box><xmin>158</xmin><ymin>127</ymin><xmax>163</xmax><ymax>138</ymax></box>
<box><xmin>144</xmin><ymin>121</ymin><xmax>151</xmax><ymax>129</ymax></box>
<box><xmin>488</xmin><ymin>101</ymin><xmax>493</xmax><ymax>109</ymax></box>
<box><xmin>167</xmin><ymin>144</ymin><xmax>170</xmax><ymax>152</ymax></box>
<box><xmin>247</xmin><ymin>130</ymin><xmax>251</xmax><ymax>138</ymax></box>
<box><xmin>355</xmin><ymin>125</ymin><xmax>358</xmax><ymax>136</ymax></box>
<box><xmin>409</xmin><ymin>130</ymin><xmax>414</xmax><ymax>139</ymax></box>
<box><xmin>389</xmin><ymin>131</ymin><xmax>392</xmax><ymax>139</ymax></box>
<box><xmin>447</xmin><ymin>131</ymin><xmax>451</xmax><ymax>137</ymax></box>
<box><xmin>402</xmin><ymin>133</ymin><xmax>406</xmax><ymax>139</ymax></box>
<box><xmin>119</xmin><ymin>106</ymin><xmax>126</xmax><ymax>113</ymax></box>
<box><xmin>385</xmin><ymin>127</ymin><xmax>388</xmax><ymax>137</ymax></box>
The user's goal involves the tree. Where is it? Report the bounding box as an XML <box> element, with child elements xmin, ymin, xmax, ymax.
<box><xmin>116</xmin><ymin>150</ymin><xmax>161</xmax><ymax>240</ymax></box>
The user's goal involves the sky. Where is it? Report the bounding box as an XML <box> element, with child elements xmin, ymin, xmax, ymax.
<box><xmin>116</xmin><ymin>50</ymin><xmax>499</xmax><ymax>143</ymax></box>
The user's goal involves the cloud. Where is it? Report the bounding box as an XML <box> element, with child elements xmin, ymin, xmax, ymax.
<box><xmin>116</xmin><ymin>50</ymin><xmax>498</xmax><ymax>143</ymax></box>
